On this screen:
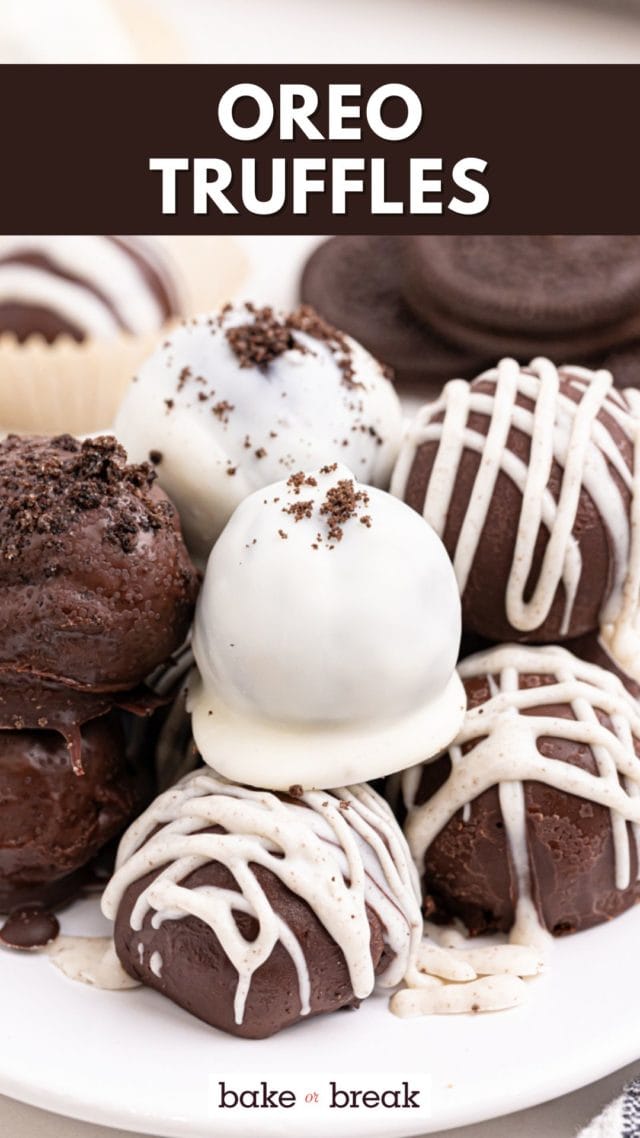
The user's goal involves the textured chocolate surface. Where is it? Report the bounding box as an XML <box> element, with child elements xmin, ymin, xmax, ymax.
<box><xmin>115</xmin><ymin>857</ymin><xmax>386</xmax><ymax>1039</ymax></box>
<box><xmin>0</xmin><ymin>434</ymin><xmax>199</xmax><ymax>689</ymax></box>
<box><xmin>0</xmin><ymin>713</ymin><xmax>141</xmax><ymax>912</ymax></box>
<box><xmin>300</xmin><ymin>236</ymin><xmax>487</xmax><ymax>392</ymax></box>
<box><xmin>414</xmin><ymin>671</ymin><xmax>640</xmax><ymax>937</ymax></box>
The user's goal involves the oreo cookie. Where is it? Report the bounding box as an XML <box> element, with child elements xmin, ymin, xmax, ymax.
<box><xmin>402</xmin><ymin>236</ymin><xmax>640</xmax><ymax>360</ymax></box>
<box><xmin>299</xmin><ymin>236</ymin><xmax>487</xmax><ymax>394</ymax></box>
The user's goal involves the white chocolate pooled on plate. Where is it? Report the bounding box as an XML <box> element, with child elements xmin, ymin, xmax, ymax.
<box><xmin>189</xmin><ymin>461</ymin><xmax>465</xmax><ymax>790</ymax></box>
<box><xmin>113</xmin><ymin>303</ymin><xmax>403</xmax><ymax>562</ymax></box>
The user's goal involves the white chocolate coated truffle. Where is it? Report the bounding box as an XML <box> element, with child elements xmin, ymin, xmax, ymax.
<box><xmin>190</xmin><ymin>463</ymin><xmax>465</xmax><ymax>790</ymax></box>
<box><xmin>113</xmin><ymin>304</ymin><xmax>403</xmax><ymax>562</ymax></box>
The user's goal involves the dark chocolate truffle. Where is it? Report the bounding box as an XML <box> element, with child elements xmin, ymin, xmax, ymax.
<box><xmin>403</xmin><ymin>644</ymin><xmax>640</xmax><ymax>939</ymax></box>
<box><xmin>0</xmin><ymin>236</ymin><xmax>181</xmax><ymax>343</ymax></box>
<box><xmin>103</xmin><ymin>770</ymin><xmax>421</xmax><ymax>1038</ymax></box>
<box><xmin>0</xmin><ymin>434</ymin><xmax>199</xmax><ymax>690</ymax></box>
<box><xmin>0</xmin><ymin>712</ymin><xmax>140</xmax><ymax>912</ymax></box>
<box><xmin>392</xmin><ymin>358</ymin><xmax>637</xmax><ymax>643</ymax></box>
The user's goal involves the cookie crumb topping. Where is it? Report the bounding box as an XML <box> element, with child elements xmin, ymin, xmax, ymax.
<box><xmin>0</xmin><ymin>434</ymin><xmax>169</xmax><ymax>558</ymax></box>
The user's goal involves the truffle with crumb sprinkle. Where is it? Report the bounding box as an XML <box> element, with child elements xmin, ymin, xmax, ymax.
<box><xmin>0</xmin><ymin>434</ymin><xmax>199</xmax><ymax>690</ymax></box>
<box><xmin>190</xmin><ymin>462</ymin><xmax>465</xmax><ymax>791</ymax></box>
<box><xmin>114</xmin><ymin>302</ymin><xmax>403</xmax><ymax>563</ymax></box>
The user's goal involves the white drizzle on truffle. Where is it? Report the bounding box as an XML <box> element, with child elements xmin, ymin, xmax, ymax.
<box><xmin>403</xmin><ymin>644</ymin><xmax>640</xmax><ymax>944</ymax></box>
<box><xmin>391</xmin><ymin>359</ymin><xmax>640</xmax><ymax>671</ymax></box>
<box><xmin>102</xmin><ymin>770</ymin><xmax>423</xmax><ymax>1027</ymax></box>
<box><xmin>0</xmin><ymin>235</ymin><xmax>178</xmax><ymax>336</ymax></box>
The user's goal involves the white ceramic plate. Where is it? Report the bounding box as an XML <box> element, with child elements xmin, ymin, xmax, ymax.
<box><xmin>1</xmin><ymin>895</ymin><xmax>638</xmax><ymax>1137</ymax></box>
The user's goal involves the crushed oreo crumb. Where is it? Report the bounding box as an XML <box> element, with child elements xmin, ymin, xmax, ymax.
<box><xmin>224</xmin><ymin>302</ymin><xmax>361</xmax><ymax>389</ymax></box>
<box><xmin>320</xmin><ymin>479</ymin><xmax>370</xmax><ymax>543</ymax></box>
<box><xmin>212</xmin><ymin>400</ymin><xmax>235</xmax><ymax>423</ymax></box>
<box><xmin>0</xmin><ymin>435</ymin><xmax>168</xmax><ymax>557</ymax></box>
<box><xmin>225</xmin><ymin>304</ymin><xmax>297</xmax><ymax>368</ymax></box>
<box><xmin>284</xmin><ymin>499</ymin><xmax>314</xmax><ymax>522</ymax></box>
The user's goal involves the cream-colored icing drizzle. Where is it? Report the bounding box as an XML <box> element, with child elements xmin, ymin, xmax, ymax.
<box><xmin>392</xmin><ymin>359</ymin><xmax>637</xmax><ymax>640</ymax></box>
<box><xmin>601</xmin><ymin>386</ymin><xmax>640</xmax><ymax>680</ymax></box>
<box><xmin>102</xmin><ymin>771</ymin><xmax>423</xmax><ymax>1026</ymax></box>
<box><xmin>487</xmin><ymin>669</ymin><xmax>543</xmax><ymax>947</ymax></box>
<box><xmin>404</xmin><ymin>645</ymin><xmax>640</xmax><ymax>944</ymax></box>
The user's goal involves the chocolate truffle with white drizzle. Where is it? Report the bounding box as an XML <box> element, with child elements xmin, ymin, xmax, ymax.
<box><xmin>0</xmin><ymin>235</ymin><xmax>180</xmax><ymax>342</ymax></box>
<box><xmin>392</xmin><ymin>358</ymin><xmax>640</xmax><ymax>647</ymax></box>
<box><xmin>102</xmin><ymin>769</ymin><xmax>423</xmax><ymax>1039</ymax></box>
<box><xmin>403</xmin><ymin>644</ymin><xmax>640</xmax><ymax>942</ymax></box>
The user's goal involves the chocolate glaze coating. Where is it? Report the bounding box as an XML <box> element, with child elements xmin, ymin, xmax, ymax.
<box><xmin>0</xmin><ymin>713</ymin><xmax>141</xmax><ymax>912</ymax></box>
<box><xmin>401</xmin><ymin>370</ymin><xmax>631</xmax><ymax>642</ymax></box>
<box><xmin>414</xmin><ymin>672</ymin><xmax>640</xmax><ymax>936</ymax></box>
<box><xmin>0</xmin><ymin>435</ymin><xmax>199</xmax><ymax>689</ymax></box>
<box><xmin>114</xmin><ymin>857</ymin><xmax>387</xmax><ymax>1039</ymax></box>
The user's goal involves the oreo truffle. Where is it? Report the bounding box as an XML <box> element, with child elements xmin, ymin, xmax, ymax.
<box><xmin>0</xmin><ymin>712</ymin><xmax>139</xmax><ymax>911</ymax></box>
<box><xmin>403</xmin><ymin>644</ymin><xmax>640</xmax><ymax>941</ymax></box>
<box><xmin>102</xmin><ymin>769</ymin><xmax>422</xmax><ymax>1039</ymax></box>
<box><xmin>114</xmin><ymin>303</ymin><xmax>403</xmax><ymax>562</ymax></box>
<box><xmin>0</xmin><ymin>434</ymin><xmax>199</xmax><ymax>690</ymax></box>
<box><xmin>392</xmin><ymin>358</ymin><xmax>639</xmax><ymax>645</ymax></box>
<box><xmin>190</xmin><ymin>462</ymin><xmax>465</xmax><ymax>790</ymax></box>
<box><xmin>0</xmin><ymin>235</ymin><xmax>181</xmax><ymax>343</ymax></box>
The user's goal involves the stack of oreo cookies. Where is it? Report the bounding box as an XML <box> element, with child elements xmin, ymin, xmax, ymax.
<box><xmin>300</xmin><ymin>235</ymin><xmax>640</xmax><ymax>395</ymax></box>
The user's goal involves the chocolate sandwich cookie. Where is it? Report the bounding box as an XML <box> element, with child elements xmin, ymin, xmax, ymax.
<box><xmin>300</xmin><ymin>236</ymin><xmax>488</xmax><ymax>394</ymax></box>
<box><xmin>402</xmin><ymin>235</ymin><xmax>640</xmax><ymax>361</ymax></box>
